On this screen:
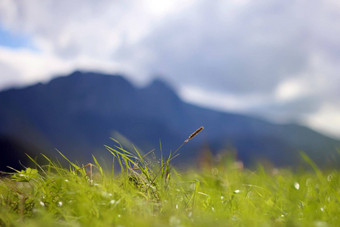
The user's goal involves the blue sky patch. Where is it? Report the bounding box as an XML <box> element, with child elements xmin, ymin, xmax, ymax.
<box><xmin>0</xmin><ymin>24</ymin><xmax>35</xmax><ymax>49</ymax></box>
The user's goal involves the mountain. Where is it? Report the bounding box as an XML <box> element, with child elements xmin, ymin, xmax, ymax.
<box><xmin>0</xmin><ymin>71</ymin><xmax>339</xmax><ymax>171</ymax></box>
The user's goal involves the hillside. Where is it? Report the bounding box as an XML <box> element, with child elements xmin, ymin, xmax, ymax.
<box><xmin>0</xmin><ymin>71</ymin><xmax>339</xmax><ymax>170</ymax></box>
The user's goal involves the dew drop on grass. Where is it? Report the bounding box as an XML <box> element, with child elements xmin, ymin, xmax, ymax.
<box><xmin>234</xmin><ymin>189</ymin><xmax>241</xmax><ymax>194</ymax></box>
<box><xmin>169</xmin><ymin>216</ymin><xmax>181</xmax><ymax>225</ymax></box>
<box><xmin>327</xmin><ymin>175</ymin><xmax>332</xmax><ymax>182</ymax></box>
<box><xmin>232</xmin><ymin>215</ymin><xmax>239</xmax><ymax>221</ymax></box>
<box><xmin>314</xmin><ymin>221</ymin><xmax>328</xmax><ymax>227</ymax></box>
<box><xmin>102</xmin><ymin>191</ymin><xmax>112</xmax><ymax>198</ymax></box>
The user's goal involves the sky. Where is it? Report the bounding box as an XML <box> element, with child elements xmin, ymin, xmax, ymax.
<box><xmin>0</xmin><ymin>0</ymin><xmax>340</xmax><ymax>139</ymax></box>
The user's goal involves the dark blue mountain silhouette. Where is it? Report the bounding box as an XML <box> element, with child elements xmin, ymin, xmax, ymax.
<box><xmin>0</xmin><ymin>71</ymin><xmax>339</xmax><ymax>170</ymax></box>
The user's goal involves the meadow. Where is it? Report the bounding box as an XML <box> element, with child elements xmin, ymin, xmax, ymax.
<box><xmin>0</xmin><ymin>127</ymin><xmax>339</xmax><ymax>227</ymax></box>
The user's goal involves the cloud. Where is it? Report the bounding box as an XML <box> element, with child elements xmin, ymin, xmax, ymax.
<box><xmin>0</xmin><ymin>0</ymin><xmax>195</xmax><ymax>84</ymax></box>
<box><xmin>141</xmin><ymin>0</ymin><xmax>340</xmax><ymax>94</ymax></box>
<box><xmin>0</xmin><ymin>0</ymin><xmax>193</xmax><ymax>57</ymax></box>
<box><xmin>179</xmin><ymin>85</ymin><xmax>272</xmax><ymax>113</ymax></box>
<box><xmin>0</xmin><ymin>45</ymin><xmax>70</xmax><ymax>89</ymax></box>
<box><xmin>0</xmin><ymin>0</ymin><xmax>340</xmax><ymax>137</ymax></box>
<box><xmin>0</xmin><ymin>45</ymin><xmax>140</xmax><ymax>90</ymax></box>
<box><xmin>304</xmin><ymin>104</ymin><xmax>340</xmax><ymax>138</ymax></box>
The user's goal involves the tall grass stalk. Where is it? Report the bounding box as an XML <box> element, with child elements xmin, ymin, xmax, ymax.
<box><xmin>0</xmin><ymin>127</ymin><xmax>339</xmax><ymax>226</ymax></box>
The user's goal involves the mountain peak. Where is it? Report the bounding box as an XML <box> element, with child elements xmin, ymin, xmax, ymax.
<box><xmin>149</xmin><ymin>78</ymin><xmax>170</xmax><ymax>87</ymax></box>
<box><xmin>48</xmin><ymin>70</ymin><xmax>131</xmax><ymax>88</ymax></box>
<box><xmin>67</xmin><ymin>70</ymin><xmax>123</xmax><ymax>79</ymax></box>
<box><xmin>69</xmin><ymin>70</ymin><xmax>82</xmax><ymax>76</ymax></box>
<box><xmin>144</xmin><ymin>78</ymin><xmax>179</xmax><ymax>99</ymax></box>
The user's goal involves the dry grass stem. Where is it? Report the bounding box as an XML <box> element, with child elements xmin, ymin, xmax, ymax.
<box><xmin>77</xmin><ymin>163</ymin><xmax>93</xmax><ymax>185</ymax></box>
<box><xmin>185</xmin><ymin>126</ymin><xmax>204</xmax><ymax>143</ymax></box>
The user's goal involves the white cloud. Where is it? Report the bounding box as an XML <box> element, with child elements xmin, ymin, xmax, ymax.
<box><xmin>304</xmin><ymin>104</ymin><xmax>340</xmax><ymax>139</ymax></box>
<box><xmin>0</xmin><ymin>0</ymin><xmax>195</xmax><ymax>85</ymax></box>
<box><xmin>179</xmin><ymin>85</ymin><xmax>270</xmax><ymax>113</ymax></box>
<box><xmin>0</xmin><ymin>0</ymin><xmax>340</xmax><ymax>138</ymax></box>
<box><xmin>275</xmin><ymin>77</ymin><xmax>309</xmax><ymax>102</ymax></box>
<box><xmin>0</xmin><ymin>46</ymin><xmax>67</xmax><ymax>88</ymax></box>
<box><xmin>0</xmin><ymin>45</ymin><xmax>148</xmax><ymax>89</ymax></box>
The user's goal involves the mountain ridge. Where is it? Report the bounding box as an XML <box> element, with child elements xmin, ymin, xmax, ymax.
<box><xmin>0</xmin><ymin>71</ymin><xmax>339</xmax><ymax>170</ymax></box>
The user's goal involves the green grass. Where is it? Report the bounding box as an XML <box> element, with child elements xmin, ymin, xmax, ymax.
<box><xmin>0</xmin><ymin>144</ymin><xmax>339</xmax><ymax>227</ymax></box>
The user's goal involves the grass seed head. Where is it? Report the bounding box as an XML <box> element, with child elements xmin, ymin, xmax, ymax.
<box><xmin>185</xmin><ymin>126</ymin><xmax>204</xmax><ymax>143</ymax></box>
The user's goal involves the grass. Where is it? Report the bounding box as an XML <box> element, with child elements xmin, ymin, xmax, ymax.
<box><xmin>0</xmin><ymin>135</ymin><xmax>339</xmax><ymax>226</ymax></box>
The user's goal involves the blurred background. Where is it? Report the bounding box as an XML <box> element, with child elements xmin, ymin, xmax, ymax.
<box><xmin>0</xmin><ymin>0</ymin><xmax>340</xmax><ymax>170</ymax></box>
